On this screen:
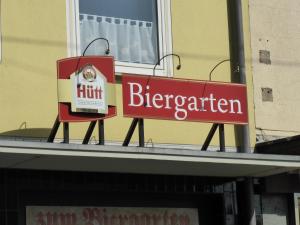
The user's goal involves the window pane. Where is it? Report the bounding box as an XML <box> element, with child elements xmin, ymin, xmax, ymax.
<box><xmin>79</xmin><ymin>0</ymin><xmax>159</xmax><ymax>65</ymax></box>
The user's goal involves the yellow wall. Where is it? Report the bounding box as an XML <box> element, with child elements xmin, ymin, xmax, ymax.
<box><xmin>0</xmin><ymin>0</ymin><xmax>256</xmax><ymax>148</ymax></box>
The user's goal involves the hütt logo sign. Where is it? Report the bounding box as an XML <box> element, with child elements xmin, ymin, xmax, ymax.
<box><xmin>57</xmin><ymin>56</ymin><xmax>116</xmax><ymax>122</ymax></box>
<box><xmin>71</xmin><ymin>64</ymin><xmax>108</xmax><ymax>114</ymax></box>
<box><xmin>122</xmin><ymin>74</ymin><xmax>248</xmax><ymax>124</ymax></box>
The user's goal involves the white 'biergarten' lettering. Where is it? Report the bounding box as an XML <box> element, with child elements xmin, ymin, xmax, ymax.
<box><xmin>128</xmin><ymin>82</ymin><xmax>243</xmax><ymax>120</ymax></box>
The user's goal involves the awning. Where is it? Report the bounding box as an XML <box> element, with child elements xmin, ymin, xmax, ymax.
<box><xmin>0</xmin><ymin>140</ymin><xmax>299</xmax><ymax>178</ymax></box>
<box><xmin>255</xmin><ymin>135</ymin><xmax>300</xmax><ymax>155</ymax></box>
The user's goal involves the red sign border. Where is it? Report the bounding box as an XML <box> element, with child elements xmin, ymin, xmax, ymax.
<box><xmin>122</xmin><ymin>74</ymin><xmax>249</xmax><ymax>125</ymax></box>
<box><xmin>57</xmin><ymin>56</ymin><xmax>117</xmax><ymax>122</ymax></box>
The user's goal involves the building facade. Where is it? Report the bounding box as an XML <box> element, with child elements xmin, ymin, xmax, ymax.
<box><xmin>249</xmin><ymin>1</ymin><xmax>300</xmax><ymax>225</ymax></box>
<box><xmin>0</xmin><ymin>0</ymin><xmax>299</xmax><ymax>225</ymax></box>
<box><xmin>249</xmin><ymin>0</ymin><xmax>300</xmax><ymax>141</ymax></box>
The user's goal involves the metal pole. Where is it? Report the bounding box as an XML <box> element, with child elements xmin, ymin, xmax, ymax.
<box><xmin>219</xmin><ymin>124</ymin><xmax>225</xmax><ymax>152</ymax></box>
<box><xmin>227</xmin><ymin>0</ymin><xmax>255</xmax><ymax>225</ymax></box>
<box><xmin>123</xmin><ymin>118</ymin><xmax>139</xmax><ymax>146</ymax></box>
<box><xmin>201</xmin><ymin>124</ymin><xmax>219</xmax><ymax>151</ymax></box>
<box><xmin>236</xmin><ymin>178</ymin><xmax>256</xmax><ymax>225</ymax></box>
<box><xmin>227</xmin><ymin>0</ymin><xmax>251</xmax><ymax>153</ymax></box>
<box><xmin>98</xmin><ymin>120</ymin><xmax>105</xmax><ymax>145</ymax></box>
<box><xmin>63</xmin><ymin>122</ymin><xmax>69</xmax><ymax>144</ymax></box>
<box><xmin>47</xmin><ymin>116</ymin><xmax>60</xmax><ymax>143</ymax></box>
<box><xmin>138</xmin><ymin>119</ymin><xmax>145</xmax><ymax>147</ymax></box>
<box><xmin>82</xmin><ymin>121</ymin><xmax>97</xmax><ymax>144</ymax></box>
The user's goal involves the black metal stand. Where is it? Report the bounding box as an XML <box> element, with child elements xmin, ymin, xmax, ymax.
<box><xmin>82</xmin><ymin>121</ymin><xmax>97</xmax><ymax>144</ymax></box>
<box><xmin>201</xmin><ymin>123</ymin><xmax>226</xmax><ymax>151</ymax></box>
<box><xmin>201</xmin><ymin>124</ymin><xmax>218</xmax><ymax>150</ymax></box>
<box><xmin>82</xmin><ymin>120</ymin><xmax>105</xmax><ymax>145</ymax></box>
<box><xmin>219</xmin><ymin>124</ymin><xmax>225</xmax><ymax>152</ymax></box>
<box><xmin>48</xmin><ymin>115</ymin><xmax>224</xmax><ymax>151</ymax></box>
<box><xmin>98</xmin><ymin>120</ymin><xmax>105</xmax><ymax>145</ymax></box>
<box><xmin>123</xmin><ymin>118</ymin><xmax>145</xmax><ymax>147</ymax></box>
<box><xmin>48</xmin><ymin>116</ymin><xmax>105</xmax><ymax>145</ymax></box>
<box><xmin>63</xmin><ymin>122</ymin><xmax>69</xmax><ymax>143</ymax></box>
<box><xmin>138</xmin><ymin>119</ymin><xmax>144</xmax><ymax>147</ymax></box>
<box><xmin>47</xmin><ymin>116</ymin><xmax>60</xmax><ymax>143</ymax></box>
<box><xmin>47</xmin><ymin>116</ymin><xmax>69</xmax><ymax>143</ymax></box>
<box><xmin>123</xmin><ymin>118</ymin><xmax>138</xmax><ymax>146</ymax></box>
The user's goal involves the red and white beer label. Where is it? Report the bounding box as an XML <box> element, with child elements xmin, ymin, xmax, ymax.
<box><xmin>71</xmin><ymin>64</ymin><xmax>108</xmax><ymax>114</ymax></box>
<box><xmin>57</xmin><ymin>56</ymin><xmax>116</xmax><ymax>122</ymax></box>
<box><xmin>122</xmin><ymin>74</ymin><xmax>248</xmax><ymax>124</ymax></box>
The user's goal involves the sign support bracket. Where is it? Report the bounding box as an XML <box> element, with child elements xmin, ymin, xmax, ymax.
<box><xmin>201</xmin><ymin>123</ymin><xmax>226</xmax><ymax>151</ymax></box>
<box><xmin>63</xmin><ymin>122</ymin><xmax>69</xmax><ymax>143</ymax></box>
<box><xmin>98</xmin><ymin>120</ymin><xmax>105</xmax><ymax>145</ymax></box>
<box><xmin>219</xmin><ymin>124</ymin><xmax>225</xmax><ymax>152</ymax></box>
<box><xmin>82</xmin><ymin>121</ymin><xmax>97</xmax><ymax>144</ymax></box>
<box><xmin>123</xmin><ymin>118</ymin><xmax>145</xmax><ymax>147</ymax></box>
<box><xmin>47</xmin><ymin>116</ymin><xmax>60</xmax><ymax>143</ymax></box>
<box><xmin>48</xmin><ymin>117</ymin><xmax>105</xmax><ymax>145</ymax></box>
<box><xmin>138</xmin><ymin>119</ymin><xmax>145</xmax><ymax>147</ymax></box>
<box><xmin>82</xmin><ymin>120</ymin><xmax>105</xmax><ymax>145</ymax></box>
<box><xmin>47</xmin><ymin>116</ymin><xmax>69</xmax><ymax>143</ymax></box>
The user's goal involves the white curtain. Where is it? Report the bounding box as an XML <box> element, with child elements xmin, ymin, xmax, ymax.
<box><xmin>80</xmin><ymin>14</ymin><xmax>156</xmax><ymax>64</ymax></box>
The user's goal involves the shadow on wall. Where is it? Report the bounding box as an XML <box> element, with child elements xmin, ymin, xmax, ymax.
<box><xmin>0</xmin><ymin>128</ymin><xmax>51</xmax><ymax>141</ymax></box>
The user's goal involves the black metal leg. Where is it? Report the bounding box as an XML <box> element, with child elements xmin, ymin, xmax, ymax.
<box><xmin>219</xmin><ymin>124</ymin><xmax>225</xmax><ymax>152</ymax></box>
<box><xmin>138</xmin><ymin>119</ymin><xmax>145</xmax><ymax>147</ymax></box>
<box><xmin>63</xmin><ymin>122</ymin><xmax>69</xmax><ymax>144</ymax></box>
<box><xmin>82</xmin><ymin>121</ymin><xmax>97</xmax><ymax>144</ymax></box>
<box><xmin>47</xmin><ymin>116</ymin><xmax>60</xmax><ymax>143</ymax></box>
<box><xmin>123</xmin><ymin>118</ymin><xmax>139</xmax><ymax>146</ymax></box>
<box><xmin>201</xmin><ymin>124</ymin><xmax>219</xmax><ymax>151</ymax></box>
<box><xmin>98</xmin><ymin>120</ymin><xmax>105</xmax><ymax>145</ymax></box>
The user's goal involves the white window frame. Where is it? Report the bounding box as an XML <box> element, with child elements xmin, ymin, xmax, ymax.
<box><xmin>295</xmin><ymin>193</ymin><xmax>300</xmax><ymax>225</ymax></box>
<box><xmin>66</xmin><ymin>0</ymin><xmax>174</xmax><ymax>77</ymax></box>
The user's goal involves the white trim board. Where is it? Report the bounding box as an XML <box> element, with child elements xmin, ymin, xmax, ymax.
<box><xmin>0</xmin><ymin>140</ymin><xmax>299</xmax><ymax>178</ymax></box>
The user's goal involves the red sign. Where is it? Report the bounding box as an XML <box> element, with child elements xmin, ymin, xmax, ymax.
<box><xmin>57</xmin><ymin>56</ymin><xmax>116</xmax><ymax>122</ymax></box>
<box><xmin>27</xmin><ymin>206</ymin><xmax>199</xmax><ymax>225</ymax></box>
<box><xmin>122</xmin><ymin>74</ymin><xmax>248</xmax><ymax>124</ymax></box>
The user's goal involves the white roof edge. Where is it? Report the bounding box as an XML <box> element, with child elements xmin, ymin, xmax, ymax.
<box><xmin>0</xmin><ymin>140</ymin><xmax>299</xmax><ymax>178</ymax></box>
<box><xmin>0</xmin><ymin>140</ymin><xmax>299</xmax><ymax>162</ymax></box>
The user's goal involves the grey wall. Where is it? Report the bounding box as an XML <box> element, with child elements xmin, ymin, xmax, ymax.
<box><xmin>262</xmin><ymin>195</ymin><xmax>289</xmax><ymax>225</ymax></box>
<box><xmin>249</xmin><ymin>0</ymin><xmax>300</xmax><ymax>140</ymax></box>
